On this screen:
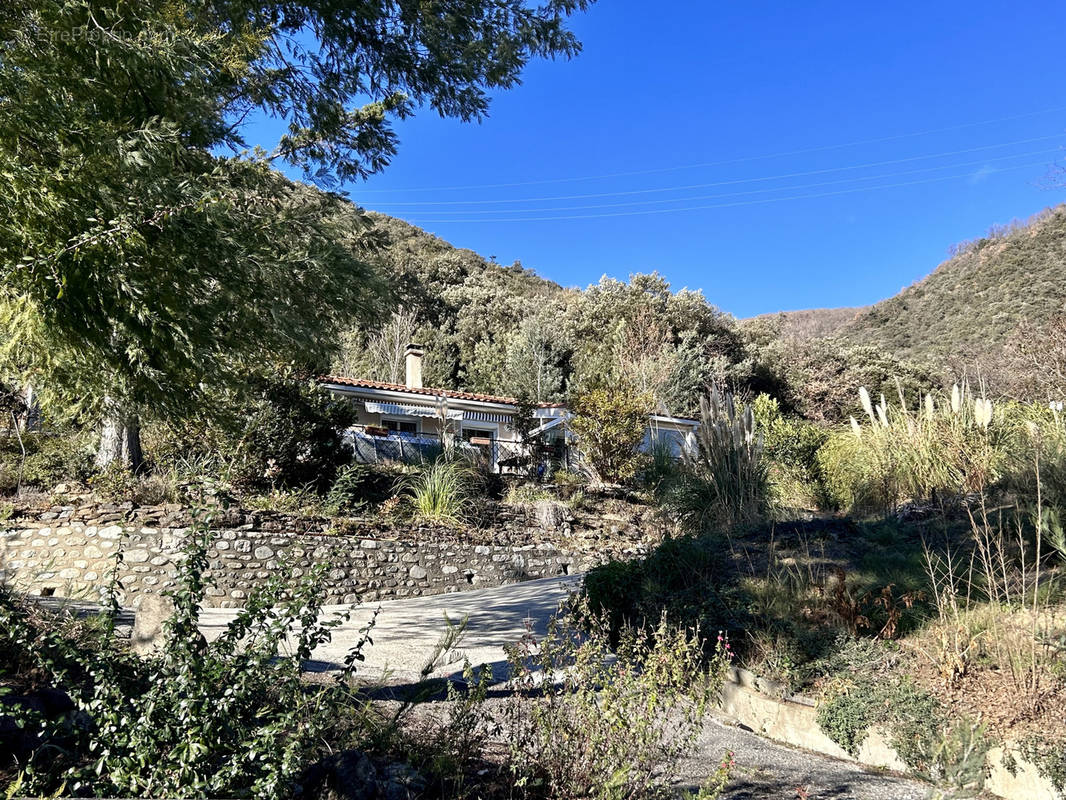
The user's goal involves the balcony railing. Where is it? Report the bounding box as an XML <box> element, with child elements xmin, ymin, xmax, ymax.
<box><xmin>344</xmin><ymin>426</ymin><xmax>569</xmax><ymax>475</ymax></box>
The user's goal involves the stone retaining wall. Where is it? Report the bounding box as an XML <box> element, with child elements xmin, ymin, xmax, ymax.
<box><xmin>0</xmin><ymin>501</ymin><xmax>654</xmax><ymax>608</ymax></box>
<box><xmin>718</xmin><ymin>667</ymin><xmax>1060</xmax><ymax>800</ymax></box>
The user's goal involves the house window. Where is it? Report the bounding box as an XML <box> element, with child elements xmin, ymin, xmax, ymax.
<box><xmin>383</xmin><ymin>418</ymin><xmax>418</xmax><ymax>435</ymax></box>
<box><xmin>461</xmin><ymin>426</ymin><xmax>495</xmax><ymax>444</ymax></box>
<box><xmin>462</xmin><ymin>426</ymin><xmax>496</xmax><ymax>461</ymax></box>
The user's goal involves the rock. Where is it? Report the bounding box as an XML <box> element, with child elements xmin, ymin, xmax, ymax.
<box><xmin>534</xmin><ymin>500</ymin><xmax>571</xmax><ymax>531</ymax></box>
<box><xmin>131</xmin><ymin>593</ymin><xmax>173</xmax><ymax>655</ymax></box>
<box><xmin>131</xmin><ymin>594</ymin><xmax>206</xmax><ymax>656</ymax></box>
<box><xmin>380</xmin><ymin>763</ymin><xmax>426</xmax><ymax>800</ymax></box>
<box><xmin>408</xmin><ymin>565</ymin><xmax>427</xmax><ymax>581</ymax></box>
<box><xmin>124</xmin><ymin>548</ymin><xmax>151</xmax><ymax>563</ymax></box>
<box><xmin>303</xmin><ymin>749</ymin><xmax>379</xmax><ymax>800</ymax></box>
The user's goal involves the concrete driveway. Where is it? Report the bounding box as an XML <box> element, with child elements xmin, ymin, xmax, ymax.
<box><xmin>197</xmin><ymin>573</ymin><xmax>582</xmax><ymax>683</ymax></box>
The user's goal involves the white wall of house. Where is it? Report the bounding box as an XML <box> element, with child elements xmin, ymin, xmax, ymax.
<box><xmin>335</xmin><ymin>392</ymin><xmax>522</xmax><ymax>443</ymax></box>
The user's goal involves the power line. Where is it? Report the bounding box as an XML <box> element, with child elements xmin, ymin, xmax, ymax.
<box><xmin>356</xmin><ymin>105</ymin><xmax>1066</xmax><ymax>194</ymax></box>
<box><xmin>402</xmin><ymin>158</ymin><xmax>1054</xmax><ymax>223</ymax></box>
<box><xmin>366</xmin><ymin>133</ymin><xmax>1064</xmax><ymax>206</ymax></box>
<box><xmin>392</xmin><ymin>147</ymin><xmax>1062</xmax><ymax>215</ymax></box>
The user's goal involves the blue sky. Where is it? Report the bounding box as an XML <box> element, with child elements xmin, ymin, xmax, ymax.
<box><xmin>254</xmin><ymin>0</ymin><xmax>1066</xmax><ymax>318</ymax></box>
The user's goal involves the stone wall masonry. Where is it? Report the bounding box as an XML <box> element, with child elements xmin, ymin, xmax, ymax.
<box><xmin>0</xmin><ymin>501</ymin><xmax>654</xmax><ymax>608</ymax></box>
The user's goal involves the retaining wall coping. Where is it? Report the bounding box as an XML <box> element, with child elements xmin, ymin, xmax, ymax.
<box><xmin>718</xmin><ymin>668</ymin><xmax>1060</xmax><ymax>800</ymax></box>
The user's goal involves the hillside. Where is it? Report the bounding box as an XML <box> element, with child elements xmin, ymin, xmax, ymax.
<box><xmin>339</xmin><ymin>212</ymin><xmax>741</xmax><ymax>413</ymax></box>
<box><xmin>750</xmin><ymin>307</ymin><xmax>865</xmax><ymax>340</ymax></box>
<box><xmin>835</xmin><ymin>206</ymin><xmax>1066</xmax><ymax>364</ymax></box>
<box><xmin>346</xmin><ymin>203</ymin><xmax>1066</xmax><ymax>415</ymax></box>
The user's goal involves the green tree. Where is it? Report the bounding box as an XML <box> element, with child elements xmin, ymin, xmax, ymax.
<box><xmin>0</xmin><ymin>0</ymin><xmax>591</xmax><ymax>467</ymax></box>
<box><xmin>569</xmin><ymin>387</ymin><xmax>651</xmax><ymax>484</ymax></box>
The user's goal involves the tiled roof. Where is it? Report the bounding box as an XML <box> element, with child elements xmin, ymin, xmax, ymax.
<box><xmin>320</xmin><ymin>375</ymin><xmax>556</xmax><ymax>406</ymax></box>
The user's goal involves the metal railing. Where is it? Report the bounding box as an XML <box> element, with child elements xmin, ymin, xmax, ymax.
<box><xmin>345</xmin><ymin>426</ymin><xmax>569</xmax><ymax>476</ymax></box>
<box><xmin>345</xmin><ymin>426</ymin><xmax>445</xmax><ymax>465</ymax></box>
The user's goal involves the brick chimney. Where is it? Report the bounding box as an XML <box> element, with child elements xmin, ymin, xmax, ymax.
<box><xmin>404</xmin><ymin>343</ymin><xmax>425</xmax><ymax>389</ymax></box>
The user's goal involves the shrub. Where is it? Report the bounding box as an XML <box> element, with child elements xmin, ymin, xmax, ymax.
<box><xmin>0</xmin><ymin>428</ymin><xmax>95</xmax><ymax>492</ymax></box>
<box><xmin>325</xmin><ymin>462</ymin><xmax>402</xmax><ymax>515</ymax></box>
<box><xmin>752</xmin><ymin>394</ymin><xmax>830</xmax><ymax>507</ymax></box>
<box><xmin>815</xmin><ymin>432</ymin><xmax>893</xmax><ymax>513</ymax></box>
<box><xmin>146</xmin><ymin>377</ymin><xmax>357</xmax><ymax>496</ymax></box>
<box><xmin>502</xmin><ymin>601</ymin><xmax>731</xmax><ymax>800</ymax></box>
<box><xmin>663</xmin><ymin>388</ymin><xmax>770</xmax><ymax>533</ymax></box>
<box><xmin>236</xmin><ymin>378</ymin><xmax>356</xmax><ymax>492</ymax></box>
<box><xmin>551</xmin><ymin>468</ymin><xmax>586</xmax><ymax>499</ymax></box>
<box><xmin>817</xmin><ymin>383</ymin><xmax>1009</xmax><ymax>514</ymax></box>
<box><xmin>640</xmin><ymin>438</ymin><xmax>681</xmax><ymax>498</ymax></box>
<box><xmin>1000</xmin><ymin>403</ymin><xmax>1066</xmax><ymax>519</ymax></box>
<box><xmin>88</xmin><ymin>465</ymin><xmax>179</xmax><ymax>505</ymax></box>
<box><xmin>568</xmin><ymin>387</ymin><xmax>651</xmax><ymax>484</ymax></box>
<box><xmin>1019</xmin><ymin>735</ymin><xmax>1066</xmax><ymax>794</ymax></box>
<box><xmin>504</xmin><ymin>483</ymin><xmax>553</xmax><ymax>504</ymax></box>
<box><xmin>816</xmin><ymin>674</ymin><xmax>987</xmax><ymax>783</ymax></box>
<box><xmin>583</xmin><ymin>534</ymin><xmax>745</xmax><ymax>648</ymax></box>
<box><xmin>0</xmin><ymin>513</ymin><xmax>373</xmax><ymax>799</ymax></box>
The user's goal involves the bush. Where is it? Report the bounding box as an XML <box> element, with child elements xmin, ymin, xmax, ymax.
<box><xmin>551</xmin><ymin>468</ymin><xmax>587</xmax><ymax>499</ymax></box>
<box><xmin>568</xmin><ymin>387</ymin><xmax>651</xmax><ymax>484</ymax></box>
<box><xmin>752</xmin><ymin>394</ymin><xmax>830</xmax><ymax>507</ymax></box>
<box><xmin>584</xmin><ymin>534</ymin><xmax>745</xmax><ymax>648</ymax></box>
<box><xmin>816</xmin><ymin>674</ymin><xmax>987</xmax><ymax>782</ymax></box>
<box><xmin>815</xmin><ymin>432</ymin><xmax>892</xmax><ymax>513</ymax></box>
<box><xmin>640</xmin><ymin>439</ymin><xmax>681</xmax><ymax>498</ymax></box>
<box><xmin>325</xmin><ymin>462</ymin><xmax>402</xmax><ymax>515</ymax></box>
<box><xmin>88</xmin><ymin>465</ymin><xmax>179</xmax><ymax>505</ymax></box>
<box><xmin>237</xmin><ymin>378</ymin><xmax>356</xmax><ymax>492</ymax></box>
<box><xmin>145</xmin><ymin>377</ymin><xmax>356</xmax><ymax>496</ymax></box>
<box><xmin>407</xmin><ymin>458</ymin><xmax>469</xmax><ymax>525</ymax></box>
<box><xmin>0</xmin><ymin>428</ymin><xmax>95</xmax><ymax>492</ymax></box>
<box><xmin>1000</xmin><ymin>404</ymin><xmax>1066</xmax><ymax>519</ymax></box>
<box><xmin>0</xmin><ymin>513</ymin><xmax>373</xmax><ymax>799</ymax></box>
<box><xmin>816</xmin><ymin>383</ymin><xmax>1009</xmax><ymax>514</ymax></box>
<box><xmin>502</xmin><ymin>600</ymin><xmax>731</xmax><ymax>800</ymax></box>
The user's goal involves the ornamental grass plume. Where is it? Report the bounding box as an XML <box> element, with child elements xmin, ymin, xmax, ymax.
<box><xmin>820</xmin><ymin>381</ymin><xmax>1005</xmax><ymax>513</ymax></box>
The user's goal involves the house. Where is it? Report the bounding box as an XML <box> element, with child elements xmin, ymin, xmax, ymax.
<box><xmin>320</xmin><ymin>344</ymin><xmax>698</xmax><ymax>474</ymax></box>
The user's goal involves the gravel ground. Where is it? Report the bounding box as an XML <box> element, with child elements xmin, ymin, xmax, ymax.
<box><xmin>677</xmin><ymin>717</ymin><xmax>932</xmax><ymax>799</ymax></box>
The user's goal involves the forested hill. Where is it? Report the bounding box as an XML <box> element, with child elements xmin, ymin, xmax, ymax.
<box><xmin>338</xmin><ymin>212</ymin><xmax>743</xmax><ymax>416</ymax></box>
<box><xmin>366</xmin><ymin>212</ymin><xmax>562</xmax><ymax>309</ymax></box>
<box><xmin>339</xmin><ymin>203</ymin><xmax>1066</xmax><ymax>418</ymax></box>
<box><xmin>833</xmin><ymin>205</ymin><xmax>1066</xmax><ymax>363</ymax></box>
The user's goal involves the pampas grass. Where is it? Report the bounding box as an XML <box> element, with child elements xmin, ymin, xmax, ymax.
<box><xmin>665</xmin><ymin>388</ymin><xmax>771</xmax><ymax>533</ymax></box>
<box><xmin>409</xmin><ymin>458</ymin><xmax>469</xmax><ymax>524</ymax></box>
<box><xmin>820</xmin><ymin>381</ymin><xmax>1006</xmax><ymax>513</ymax></box>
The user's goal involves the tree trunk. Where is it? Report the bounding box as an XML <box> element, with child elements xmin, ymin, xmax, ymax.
<box><xmin>96</xmin><ymin>399</ymin><xmax>144</xmax><ymax>472</ymax></box>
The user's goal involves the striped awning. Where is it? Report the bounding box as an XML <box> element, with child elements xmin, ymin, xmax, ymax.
<box><xmin>364</xmin><ymin>400</ymin><xmax>462</xmax><ymax>420</ymax></box>
<box><xmin>462</xmin><ymin>410</ymin><xmax>512</xmax><ymax>423</ymax></box>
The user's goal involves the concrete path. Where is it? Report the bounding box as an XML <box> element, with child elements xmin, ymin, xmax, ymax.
<box><xmin>196</xmin><ymin>576</ymin><xmax>931</xmax><ymax>799</ymax></box>
<box><xmin>197</xmin><ymin>573</ymin><xmax>582</xmax><ymax>683</ymax></box>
